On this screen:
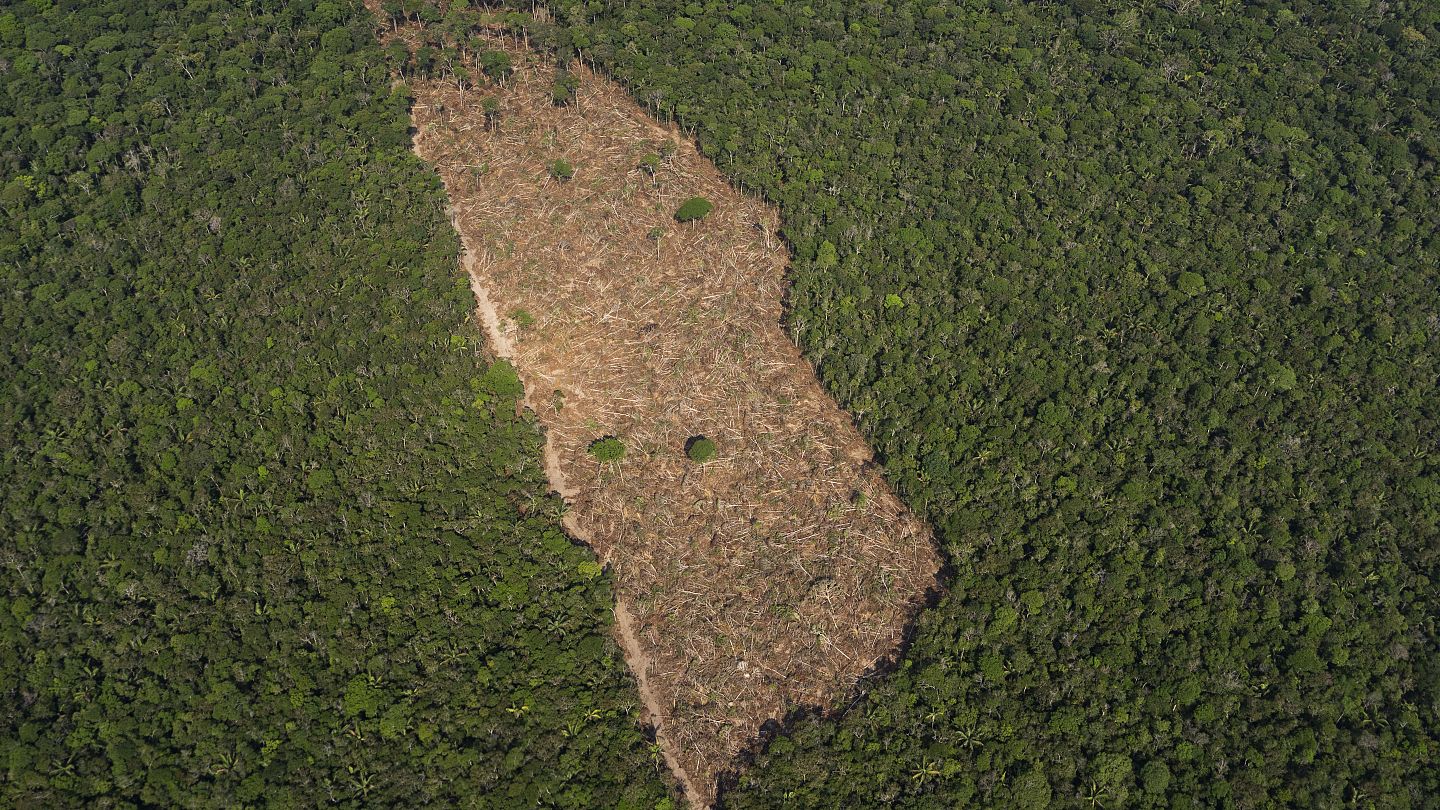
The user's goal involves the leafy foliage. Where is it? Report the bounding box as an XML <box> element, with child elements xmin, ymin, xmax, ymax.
<box><xmin>480</xmin><ymin>49</ymin><xmax>513</xmax><ymax>82</ymax></box>
<box><xmin>686</xmin><ymin>437</ymin><xmax>717</xmax><ymax>464</ymax></box>
<box><xmin>589</xmin><ymin>437</ymin><xmax>627</xmax><ymax>463</ymax></box>
<box><xmin>552</xmin><ymin>69</ymin><xmax>580</xmax><ymax>106</ymax></box>
<box><xmin>549</xmin><ymin>158</ymin><xmax>575</xmax><ymax>181</ymax></box>
<box><xmin>0</xmin><ymin>1</ymin><xmax>667</xmax><ymax>806</ymax></box>
<box><xmin>521</xmin><ymin>0</ymin><xmax>1440</xmax><ymax>806</ymax></box>
<box><xmin>674</xmin><ymin>196</ymin><xmax>714</xmax><ymax>222</ymax></box>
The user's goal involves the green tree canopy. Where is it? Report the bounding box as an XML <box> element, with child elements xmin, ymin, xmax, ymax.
<box><xmin>686</xmin><ymin>436</ymin><xmax>717</xmax><ymax>463</ymax></box>
<box><xmin>674</xmin><ymin>196</ymin><xmax>713</xmax><ymax>222</ymax></box>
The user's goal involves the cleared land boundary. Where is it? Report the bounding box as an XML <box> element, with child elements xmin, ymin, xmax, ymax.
<box><xmin>377</xmin><ymin>15</ymin><xmax>940</xmax><ymax>805</ymax></box>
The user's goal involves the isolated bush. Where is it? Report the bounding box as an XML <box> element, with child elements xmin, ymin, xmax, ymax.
<box><xmin>548</xmin><ymin>159</ymin><xmax>574</xmax><ymax>181</ymax></box>
<box><xmin>588</xmin><ymin>436</ymin><xmax>625</xmax><ymax>462</ymax></box>
<box><xmin>674</xmin><ymin>196</ymin><xmax>713</xmax><ymax>222</ymax></box>
<box><xmin>686</xmin><ymin>436</ymin><xmax>717</xmax><ymax>463</ymax></box>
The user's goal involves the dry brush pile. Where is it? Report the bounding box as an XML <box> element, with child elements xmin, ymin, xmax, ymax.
<box><xmin>401</xmin><ymin>31</ymin><xmax>939</xmax><ymax>804</ymax></box>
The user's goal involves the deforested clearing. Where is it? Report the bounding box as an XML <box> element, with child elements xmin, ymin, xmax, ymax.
<box><xmin>404</xmin><ymin>33</ymin><xmax>939</xmax><ymax>804</ymax></box>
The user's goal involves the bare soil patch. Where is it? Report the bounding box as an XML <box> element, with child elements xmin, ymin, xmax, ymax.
<box><xmin>384</xmin><ymin>23</ymin><xmax>939</xmax><ymax>806</ymax></box>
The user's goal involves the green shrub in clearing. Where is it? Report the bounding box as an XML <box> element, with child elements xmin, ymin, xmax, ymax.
<box><xmin>686</xmin><ymin>436</ymin><xmax>717</xmax><ymax>463</ymax></box>
<box><xmin>548</xmin><ymin>159</ymin><xmax>574</xmax><ymax>181</ymax></box>
<box><xmin>588</xmin><ymin>436</ymin><xmax>625</xmax><ymax>462</ymax></box>
<box><xmin>674</xmin><ymin>196</ymin><xmax>713</xmax><ymax>222</ymax></box>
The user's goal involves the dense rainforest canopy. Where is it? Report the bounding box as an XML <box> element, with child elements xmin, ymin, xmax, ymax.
<box><xmin>3</xmin><ymin>0</ymin><xmax>1438</xmax><ymax>807</ymax></box>
<box><xmin>502</xmin><ymin>0</ymin><xmax>1440</xmax><ymax>806</ymax></box>
<box><xmin>0</xmin><ymin>1</ymin><xmax>669</xmax><ymax>806</ymax></box>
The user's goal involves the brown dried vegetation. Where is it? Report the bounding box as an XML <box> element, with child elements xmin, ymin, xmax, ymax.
<box><xmin>398</xmin><ymin>30</ymin><xmax>938</xmax><ymax>805</ymax></box>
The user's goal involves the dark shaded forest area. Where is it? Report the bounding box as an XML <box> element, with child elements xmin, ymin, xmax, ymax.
<box><xmin>0</xmin><ymin>1</ymin><xmax>668</xmax><ymax>806</ymax></box>
<box><xmin>494</xmin><ymin>0</ymin><xmax>1440</xmax><ymax>806</ymax></box>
